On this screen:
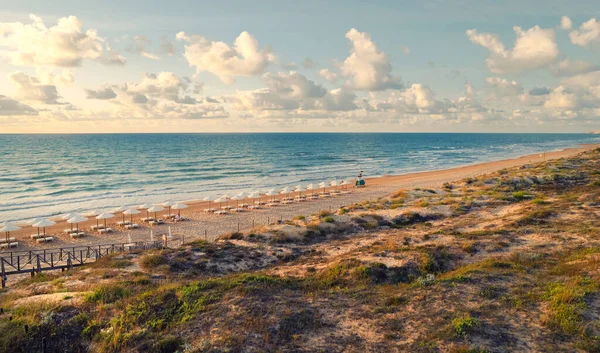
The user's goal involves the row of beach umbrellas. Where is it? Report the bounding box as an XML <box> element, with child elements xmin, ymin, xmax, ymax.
<box><xmin>0</xmin><ymin>179</ymin><xmax>351</xmax><ymax>243</ymax></box>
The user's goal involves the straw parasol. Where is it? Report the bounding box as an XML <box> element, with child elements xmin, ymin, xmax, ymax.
<box><xmin>0</xmin><ymin>222</ymin><xmax>20</xmax><ymax>243</ymax></box>
<box><xmin>147</xmin><ymin>206</ymin><xmax>164</xmax><ymax>220</ymax></box>
<box><xmin>84</xmin><ymin>210</ymin><xmax>101</xmax><ymax>217</ymax></box>
<box><xmin>171</xmin><ymin>203</ymin><xmax>188</xmax><ymax>217</ymax></box>
<box><xmin>112</xmin><ymin>206</ymin><xmax>127</xmax><ymax>223</ymax></box>
<box><xmin>61</xmin><ymin>213</ymin><xmax>77</xmax><ymax>221</ymax></box>
<box><xmin>138</xmin><ymin>204</ymin><xmax>153</xmax><ymax>218</ymax></box>
<box><xmin>230</xmin><ymin>195</ymin><xmax>244</xmax><ymax>208</ymax></box>
<box><xmin>306</xmin><ymin>183</ymin><xmax>315</xmax><ymax>197</ymax></box>
<box><xmin>32</xmin><ymin>219</ymin><xmax>56</xmax><ymax>237</ymax></box>
<box><xmin>162</xmin><ymin>201</ymin><xmax>176</xmax><ymax>216</ymax></box>
<box><xmin>280</xmin><ymin>187</ymin><xmax>291</xmax><ymax>199</ymax></box>
<box><xmin>95</xmin><ymin>213</ymin><xmax>114</xmax><ymax>229</ymax></box>
<box><xmin>123</xmin><ymin>208</ymin><xmax>141</xmax><ymax>223</ymax></box>
<box><xmin>318</xmin><ymin>182</ymin><xmax>327</xmax><ymax>194</ymax></box>
<box><xmin>264</xmin><ymin>190</ymin><xmax>277</xmax><ymax>202</ymax></box>
<box><xmin>294</xmin><ymin>185</ymin><xmax>303</xmax><ymax>197</ymax></box>
<box><xmin>67</xmin><ymin>215</ymin><xmax>88</xmax><ymax>233</ymax></box>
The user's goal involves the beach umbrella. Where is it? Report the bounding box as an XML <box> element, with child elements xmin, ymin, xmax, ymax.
<box><xmin>214</xmin><ymin>196</ymin><xmax>228</xmax><ymax>209</ymax></box>
<box><xmin>111</xmin><ymin>206</ymin><xmax>127</xmax><ymax>223</ymax></box>
<box><xmin>264</xmin><ymin>190</ymin><xmax>277</xmax><ymax>202</ymax></box>
<box><xmin>67</xmin><ymin>215</ymin><xmax>88</xmax><ymax>233</ymax></box>
<box><xmin>138</xmin><ymin>204</ymin><xmax>153</xmax><ymax>218</ymax></box>
<box><xmin>28</xmin><ymin>217</ymin><xmax>44</xmax><ymax>226</ymax></box>
<box><xmin>203</xmin><ymin>195</ymin><xmax>219</xmax><ymax>202</ymax></box>
<box><xmin>84</xmin><ymin>210</ymin><xmax>101</xmax><ymax>217</ymax></box>
<box><xmin>171</xmin><ymin>203</ymin><xmax>188</xmax><ymax>217</ymax></box>
<box><xmin>95</xmin><ymin>213</ymin><xmax>114</xmax><ymax>229</ymax></box>
<box><xmin>306</xmin><ymin>183</ymin><xmax>315</xmax><ymax>196</ymax></box>
<box><xmin>162</xmin><ymin>201</ymin><xmax>176</xmax><ymax>216</ymax></box>
<box><xmin>33</xmin><ymin>219</ymin><xmax>56</xmax><ymax>237</ymax></box>
<box><xmin>147</xmin><ymin>206</ymin><xmax>164</xmax><ymax>220</ymax></box>
<box><xmin>318</xmin><ymin>182</ymin><xmax>327</xmax><ymax>193</ymax></box>
<box><xmin>236</xmin><ymin>191</ymin><xmax>250</xmax><ymax>199</ymax></box>
<box><xmin>341</xmin><ymin>179</ymin><xmax>350</xmax><ymax>188</ymax></box>
<box><xmin>247</xmin><ymin>192</ymin><xmax>260</xmax><ymax>203</ymax></box>
<box><xmin>280</xmin><ymin>187</ymin><xmax>291</xmax><ymax>198</ymax></box>
<box><xmin>294</xmin><ymin>185</ymin><xmax>303</xmax><ymax>197</ymax></box>
<box><xmin>0</xmin><ymin>222</ymin><xmax>20</xmax><ymax>243</ymax></box>
<box><xmin>123</xmin><ymin>208</ymin><xmax>141</xmax><ymax>223</ymax></box>
<box><xmin>230</xmin><ymin>195</ymin><xmax>244</xmax><ymax>208</ymax></box>
<box><xmin>61</xmin><ymin>213</ymin><xmax>77</xmax><ymax>221</ymax></box>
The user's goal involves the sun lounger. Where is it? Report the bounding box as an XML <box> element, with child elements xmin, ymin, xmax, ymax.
<box><xmin>117</xmin><ymin>220</ymin><xmax>131</xmax><ymax>226</ymax></box>
<box><xmin>63</xmin><ymin>228</ymin><xmax>75</xmax><ymax>234</ymax></box>
<box><xmin>90</xmin><ymin>225</ymin><xmax>105</xmax><ymax>230</ymax></box>
<box><xmin>97</xmin><ymin>228</ymin><xmax>113</xmax><ymax>234</ymax></box>
<box><xmin>124</xmin><ymin>223</ymin><xmax>140</xmax><ymax>229</ymax></box>
<box><xmin>162</xmin><ymin>214</ymin><xmax>176</xmax><ymax>219</ymax></box>
<box><xmin>239</xmin><ymin>203</ymin><xmax>251</xmax><ymax>208</ymax></box>
<box><xmin>221</xmin><ymin>205</ymin><xmax>233</xmax><ymax>210</ymax></box>
<box><xmin>149</xmin><ymin>220</ymin><xmax>164</xmax><ymax>226</ymax></box>
<box><xmin>204</xmin><ymin>208</ymin><xmax>217</xmax><ymax>213</ymax></box>
<box><xmin>254</xmin><ymin>201</ymin><xmax>265</xmax><ymax>205</ymax></box>
<box><xmin>141</xmin><ymin>217</ymin><xmax>155</xmax><ymax>222</ymax></box>
<box><xmin>214</xmin><ymin>210</ymin><xmax>228</xmax><ymax>215</ymax></box>
<box><xmin>266</xmin><ymin>202</ymin><xmax>278</xmax><ymax>207</ymax></box>
<box><xmin>247</xmin><ymin>205</ymin><xmax>260</xmax><ymax>210</ymax></box>
<box><xmin>0</xmin><ymin>242</ymin><xmax>18</xmax><ymax>249</ymax></box>
<box><xmin>230</xmin><ymin>208</ymin><xmax>244</xmax><ymax>212</ymax></box>
<box><xmin>30</xmin><ymin>234</ymin><xmax>44</xmax><ymax>239</ymax></box>
<box><xmin>70</xmin><ymin>232</ymin><xmax>86</xmax><ymax>238</ymax></box>
<box><xmin>0</xmin><ymin>237</ymin><xmax>16</xmax><ymax>244</ymax></box>
<box><xmin>36</xmin><ymin>237</ymin><xmax>54</xmax><ymax>243</ymax></box>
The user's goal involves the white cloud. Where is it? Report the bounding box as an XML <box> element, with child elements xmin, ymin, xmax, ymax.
<box><xmin>371</xmin><ymin>84</ymin><xmax>447</xmax><ymax>114</ymax></box>
<box><xmin>549</xmin><ymin>58</ymin><xmax>598</xmax><ymax>77</ymax></box>
<box><xmin>318</xmin><ymin>69</ymin><xmax>340</xmax><ymax>83</ymax></box>
<box><xmin>127</xmin><ymin>72</ymin><xmax>202</xmax><ymax>104</ymax></box>
<box><xmin>176</xmin><ymin>31</ymin><xmax>275</xmax><ymax>84</ymax></box>
<box><xmin>544</xmin><ymin>86</ymin><xmax>578</xmax><ymax>109</ymax></box>
<box><xmin>160</xmin><ymin>36</ymin><xmax>175</xmax><ymax>56</ymax></box>
<box><xmin>560</xmin><ymin>16</ymin><xmax>572</xmax><ymax>30</ymax></box>
<box><xmin>35</xmin><ymin>68</ymin><xmax>75</xmax><ymax>86</ymax></box>
<box><xmin>263</xmin><ymin>71</ymin><xmax>326</xmax><ymax>99</ymax></box>
<box><xmin>127</xmin><ymin>35</ymin><xmax>159</xmax><ymax>60</ymax></box>
<box><xmin>8</xmin><ymin>71</ymin><xmax>64</xmax><ymax>104</ymax></box>
<box><xmin>85</xmin><ymin>86</ymin><xmax>117</xmax><ymax>100</ymax></box>
<box><xmin>0</xmin><ymin>95</ymin><xmax>37</xmax><ymax>116</ymax></box>
<box><xmin>485</xmin><ymin>77</ymin><xmax>524</xmax><ymax>96</ymax></box>
<box><xmin>341</xmin><ymin>28</ymin><xmax>402</xmax><ymax>91</ymax></box>
<box><xmin>466</xmin><ymin>25</ymin><xmax>559</xmax><ymax>74</ymax></box>
<box><xmin>569</xmin><ymin>18</ymin><xmax>600</xmax><ymax>46</ymax></box>
<box><xmin>0</xmin><ymin>14</ymin><xmax>123</xmax><ymax>67</ymax></box>
<box><xmin>402</xmin><ymin>46</ymin><xmax>410</xmax><ymax>56</ymax></box>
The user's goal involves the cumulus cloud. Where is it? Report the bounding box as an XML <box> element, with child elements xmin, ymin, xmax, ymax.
<box><xmin>560</xmin><ymin>16</ymin><xmax>572</xmax><ymax>30</ymax></box>
<box><xmin>176</xmin><ymin>31</ymin><xmax>275</xmax><ymax>84</ymax></box>
<box><xmin>529</xmin><ymin>87</ymin><xmax>551</xmax><ymax>96</ymax></box>
<box><xmin>485</xmin><ymin>77</ymin><xmax>524</xmax><ymax>96</ymax></box>
<box><xmin>549</xmin><ymin>58</ymin><xmax>599</xmax><ymax>77</ymax></box>
<box><xmin>160</xmin><ymin>36</ymin><xmax>175</xmax><ymax>56</ymax></box>
<box><xmin>226</xmin><ymin>71</ymin><xmax>356</xmax><ymax>114</ymax></box>
<box><xmin>0</xmin><ymin>95</ymin><xmax>37</xmax><ymax>116</ymax></box>
<box><xmin>318</xmin><ymin>69</ymin><xmax>340</xmax><ymax>83</ymax></box>
<box><xmin>371</xmin><ymin>84</ymin><xmax>448</xmax><ymax>114</ymax></box>
<box><xmin>341</xmin><ymin>28</ymin><xmax>402</xmax><ymax>91</ymax></box>
<box><xmin>466</xmin><ymin>25</ymin><xmax>559</xmax><ymax>74</ymax></box>
<box><xmin>0</xmin><ymin>14</ymin><xmax>124</xmax><ymax>67</ymax></box>
<box><xmin>8</xmin><ymin>71</ymin><xmax>63</xmax><ymax>104</ymax></box>
<box><xmin>544</xmin><ymin>86</ymin><xmax>578</xmax><ymax>109</ymax></box>
<box><xmin>127</xmin><ymin>35</ymin><xmax>159</xmax><ymax>60</ymax></box>
<box><xmin>35</xmin><ymin>68</ymin><xmax>75</xmax><ymax>86</ymax></box>
<box><xmin>85</xmin><ymin>86</ymin><xmax>117</xmax><ymax>100</ymax></box>
<box><xmin>569</xmin><ymin>18</ymin><xmax>600</xmax><ymax>46</ymax></box>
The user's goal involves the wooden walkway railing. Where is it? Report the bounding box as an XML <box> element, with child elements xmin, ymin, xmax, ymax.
<box><xmin>0</xmin><ymin>241</ymin><xmax>164</xmax><ymax>287</ymax></box>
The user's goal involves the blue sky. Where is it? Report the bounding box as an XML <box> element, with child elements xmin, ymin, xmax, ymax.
<box><xmin>1</xmin><ymin>1</ymin><xmax>599</xmax><ymax>132</ymax></box>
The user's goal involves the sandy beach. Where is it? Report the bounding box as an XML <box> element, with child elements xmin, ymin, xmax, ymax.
<box><xmin>2</xmin><ymin>143</ymin><xmax>598</xmax><ymax>253</ymax></box>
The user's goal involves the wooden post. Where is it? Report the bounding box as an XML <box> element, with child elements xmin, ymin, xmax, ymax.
<box><xmin>204</xmin><ymin>229</ymin><xmax>207</xmax><ymax>240</ymax></box>
<box><xmin>1</xmin><ymin>260</ymin><xmax>5</xmax><ymax>288</ymax></box>
<box><xmin>36</xmin><ymin>255</ymin><xmax>41</xmax><ymax>274</ymax></box>
<box><xmin>42</xmin><ymin>337</ymin><xmax>47</xmax><ymax>353</ymax></box>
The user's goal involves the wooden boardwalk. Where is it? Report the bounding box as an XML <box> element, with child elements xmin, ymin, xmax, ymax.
<box><xmin>0</xmin><ymin>241</ymin><xmax>165</xmax><ymax>287</ymax></box>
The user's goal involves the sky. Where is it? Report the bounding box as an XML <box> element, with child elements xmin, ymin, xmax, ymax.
<box><xmin>0</xmin><ymin>0</ymin><xmax>599</xmax><ymax>133</ymax></box>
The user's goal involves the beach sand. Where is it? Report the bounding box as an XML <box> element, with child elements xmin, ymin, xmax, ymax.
<box><xmin>2</xmin><ymin>143</ymin><xmax>598</xmax><ymax>253</ymax></box>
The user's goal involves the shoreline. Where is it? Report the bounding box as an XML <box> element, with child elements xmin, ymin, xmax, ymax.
<box><xmin>2</xmin><ymin>142</ymin><xmax>599</xmax><ymax>251</ymax></box>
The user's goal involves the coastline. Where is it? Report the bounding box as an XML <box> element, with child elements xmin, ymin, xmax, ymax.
<box><xmin>3</xmin><ymin>142</ymin><xmax>599</xmax><ymax>251</ymax></box>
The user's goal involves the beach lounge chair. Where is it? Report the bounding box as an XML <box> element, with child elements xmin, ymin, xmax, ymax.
<box><xmin>214</xmin><ymin>210</ymin><xmax>228</xmax><ymax>215</ymax></box>
<box><xmin>36</xmin><ymin>237</ymin><xmax>54</xmax><ymax>243</ymax></box>
<box><xmin>230</xmin><ymin>208</ymin><xmax>244</xmax><ymax>212</ymax></box>
<box><xmin>0</xmin><ymin>237</ymin><xmax>16</xmax><ymax>244</ymax></box>
<box><xmin>30</xmin><ymin>233</ymin><xmax>44</xmax><ymax>239</ymax></box>
<box><xmin>117</xmin><ymin>220</ymin><xmax>131</xmax><ymax>226</ymax></box>
<box><xmin>204</xmin><ymin>208</ymin><xmax>217</xmax><ymax>213</ymax></box>
<box><xmin>90</xmin><ymin>224</ymin><xmax>105</xmax><ymax>231</ymax></box>
<box><xmin>149</xmin><ymin>220</ymin><xmax>164</xmax><ymax>226</ymax></box>
<box><xmin>0</xmin><ymin>242</ymin><xmax>18</xmax><ymax>249</ymax></box>
<box><xmin>247</xmin><ymin>205</ymin><xmax>260</xmax><ymax>210</ymax></box>
<box><xmin>98</xmin><ymin>228</ymin><xmax>113</xmax><ymax>234</ymax></box>
<box><xmin>124</xmin><ymin>223</ymin><xmax>140</xmax><ymax>229</ymax></box>
<box><xmin>70</xmin><ymin>232</ymin><xmax>86</xmax><ymax>238</ymax></box>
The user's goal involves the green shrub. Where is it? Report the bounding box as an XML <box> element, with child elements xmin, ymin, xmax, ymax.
<box><xmin>140</xmin><ymin>253</ymin><xmax>168</xmax><ymax>269</ymax></box>
<box><xmin>323</xmin><ymin>216</ymin><xmax>335</xmax><ymax>223</ymax></box>
<box><xmin>452</xmin><ymin>314</ymin><xmax>478</xmax><ymax>337</ymax></box>
<box><xmin>86</xmin><ymin>284</ymin><xmax>129</xmax><ymax>304</ymax></box>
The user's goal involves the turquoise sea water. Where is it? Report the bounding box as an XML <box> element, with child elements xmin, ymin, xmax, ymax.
<box><xmin>1</xmin><ymin>133</ymin><xmax>598</xmax><ymax>223</ymax></box>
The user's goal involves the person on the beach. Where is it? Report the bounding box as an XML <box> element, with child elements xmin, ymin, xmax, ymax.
<box><xmin>357</xmin><ymin>170</ymin><xmax>363</xmax><ymax>179</ymax></box>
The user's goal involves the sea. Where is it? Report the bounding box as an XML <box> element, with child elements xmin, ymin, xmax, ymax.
<box><xmin>1</xmin><ymin>133</ymin><xmax>599</xmax><ymax>223</ymax></box>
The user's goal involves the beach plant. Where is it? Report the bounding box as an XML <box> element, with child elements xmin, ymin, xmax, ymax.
<box><xmin>452</xmin><ymin>314</ymin><xmax>478</xmax><ymax>337</ymax></box>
